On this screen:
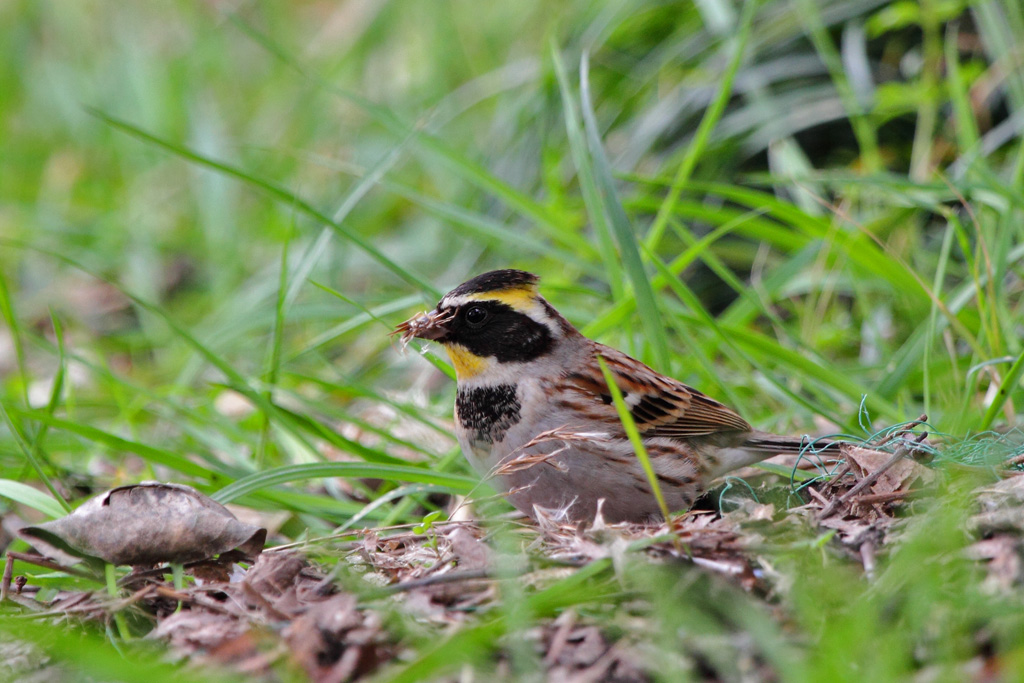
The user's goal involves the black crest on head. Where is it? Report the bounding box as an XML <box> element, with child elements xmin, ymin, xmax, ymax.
<box><xmin>446</xmin><ymin>270</ymin><xmax>539</xmax><ymax>299</ymax></box>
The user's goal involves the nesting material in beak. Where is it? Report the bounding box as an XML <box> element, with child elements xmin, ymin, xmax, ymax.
<box><xmin>393</xmin><ymin>308</ymin><xmax>454</xmax><ymax>349</ymax></box>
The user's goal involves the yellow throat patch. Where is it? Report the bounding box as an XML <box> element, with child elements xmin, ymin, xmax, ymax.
<box><xmin>444</xmin><ymin>344</ymin><xmax>490</xmax><ymax>379</ymax></box>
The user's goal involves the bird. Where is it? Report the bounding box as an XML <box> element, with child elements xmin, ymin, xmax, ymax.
<box><xmin>395</xmin><ymin>269</ymin><xmax>831</xmax><ymax>524</ymax></box>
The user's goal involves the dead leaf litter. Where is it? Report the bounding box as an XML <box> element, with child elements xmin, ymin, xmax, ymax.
<box><xmin>5</xmin><ymin>425</ymin><xmax>1024</xmax><ymax>681</ymax></box>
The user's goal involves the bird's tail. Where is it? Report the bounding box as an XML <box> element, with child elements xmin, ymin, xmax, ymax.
<box><xmin>743</xmin><ymin>431</ymin><xmax>838</xmax><ymax>455</ymax></box>
<box><xmin>704</xmin><ymin>431</ymin><xmax>839</xmax><ymax>481</ymax></box>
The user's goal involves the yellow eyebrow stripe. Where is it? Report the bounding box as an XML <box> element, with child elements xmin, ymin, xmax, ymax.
<box><xmin>464</xmin><ymin>286</ymin><xmax>536</xmax><ymax>310</ymax></box>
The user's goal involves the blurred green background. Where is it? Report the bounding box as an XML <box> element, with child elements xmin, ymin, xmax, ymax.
<box><xmin>3</xmin><ymin>0</ymin><xmax>1022</xmax><ymax>441</ymax></box>
<box><xmin>2</xmin><ymin>0</ymin><xmax>1024</xmax><ymax>679</ymax></box>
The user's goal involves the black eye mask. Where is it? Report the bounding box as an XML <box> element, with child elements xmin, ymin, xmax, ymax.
<box><xmin>441</xmin><ymin>301</ymin><xmax>553</xmax><ymax>363</ymax></box>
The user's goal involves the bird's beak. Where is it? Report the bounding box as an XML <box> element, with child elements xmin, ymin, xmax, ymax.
<box><xmin>393</xmin><ymin>308</ymin><xmax>453</xmax><ymax>345</ymax></box>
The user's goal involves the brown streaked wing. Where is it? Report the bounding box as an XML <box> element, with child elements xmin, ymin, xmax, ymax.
<box><xmin>568</xmin><ymin>343</ymin><xmax>751</xmax><ymax>438</ymax></box>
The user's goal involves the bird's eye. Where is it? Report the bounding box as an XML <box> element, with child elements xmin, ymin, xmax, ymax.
<box><xmin>464</xmin><ymin>306</ymin><xmax>488</xmax><ymax>327</ymax></box>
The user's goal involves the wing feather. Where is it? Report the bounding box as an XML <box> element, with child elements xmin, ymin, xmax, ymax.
<box><xmin>565</xmin><ymin>344</ymin><xmax>751</xmax><ymax>438</ymax></box>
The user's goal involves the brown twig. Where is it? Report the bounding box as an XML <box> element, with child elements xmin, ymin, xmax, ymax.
<box><xmin>152</xmin><ymin>585</ymin><xmax>240</xmax><ymax>616</ymax></box>
<box><xmin>1</xmin><ymin>551</ymin><xmax>13</xmax><ymax>602</ymax></box>
<box><xmin>822</xmin><ymin>463</ymin><xmax>852</xmax><ymax>492</ymax></box>
<box><xmin>860</xmin><ymin>540</ymin><xmax>877</xmax><ymax>581</ymax></box>
<box><xmin>871</xmin><ymin>414</ymin><xmax>929</xmax><ymax>449</ymax></box>
<box><xmin>817</xmin><ymin>451</ymin><xmax>902</xmax><ymax>519</ymax></box>
<box><xmin>544</xmin><ymin>609</ymin><xmax>578</xmax><ymax>666</ymax></box>
<box><xmin>24</xmin><ymin>591</ymin><xmax>104</xmax><ymax>619</ymax></box>
<box><xmin>382</xmin><ymin>568</ymin><xmax>495</xmax><ymax>594</ymax></box>
<box><xmin>110</xmin><ymin>585</ymin><xmax>159</xmax><ymax>613</ymax></box>
<box><xmin>804</xmin><ymin>486</ymin><xmax>832</xmax><ymax>508</ymax></box>
<box><xmin>2</xmin><ymin>551</ymin><xmax>98</xmax><ymax>588</ymax></box>
<box><xmin>1</xmin><ymin>591</ymin><xmax>44</xmax><ymax>612</ymax></box>
<box><xmin>241</xmin><ymin>580</ymin><xmax>292</xmax><ymax>622</ymax></box>
<box><xmin>851</xmin><ymin>490</ymin><xmax>917</xmax><ymax>505</ymax></box>
<box><xmin>817</xmin><ymin>430</ymin><xmax>929</xmax><ymax>519</ymax></box>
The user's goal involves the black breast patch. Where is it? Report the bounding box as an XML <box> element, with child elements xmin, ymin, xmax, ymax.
<box><xmin>456</xmin><ymin>384</ymin><xmax>522</xmax><ymax>443</ymax></box>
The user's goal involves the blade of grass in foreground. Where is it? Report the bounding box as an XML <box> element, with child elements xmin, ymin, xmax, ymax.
<box><xmin>211</xmin><ymin>463</ymin><xmax>476</xmax><ymax>504</ymax></box>
<box><xmin>31</xmin><ymin>311</ymin><xmax>67</xmax><ymax>471</ymax></box>
<box><xmin>596</xmin><ymin>355</ymin><xmax>674</xmax><ymax>527</ymax></box>
<box><xmin>0</xmin><ymin>478</ymin><xmax>66</xmax><ymax>519</ymax></box>
<box><xmin>383</xmin><ymin>558</ymin><xmax>617</xmax><ymax>683</ymax></box>
<box><xmin>0</xmin><ymin>618</ymin><xmax>235</xmax><ymax>683</ymax></box>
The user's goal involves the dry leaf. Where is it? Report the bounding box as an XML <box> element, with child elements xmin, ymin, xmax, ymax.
<box><xmin>447</xmin><ymin>527</ymin><xmax>491</xmax><ymax>571</ymax></box>
<box><xmin>20</xmin><ymin>482</ymin><xmax>266</xmax><ymax>566</ymax></box>
<box><xmin>844</xmin><ymin>445</ymin><xmax>925</xmax><ymax>495</ymax></box>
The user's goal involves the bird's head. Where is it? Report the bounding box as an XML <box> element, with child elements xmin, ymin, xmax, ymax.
<box><xmin>395</xmin><ymin>269</ymin><xmax>575</xmax><ymax>381</ymax></box>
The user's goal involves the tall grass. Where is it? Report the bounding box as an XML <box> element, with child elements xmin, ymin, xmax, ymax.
<box><xmin>2</xmin><ymin>0</ymin><xmax>1024</xmax><ymax>679</ymax></box>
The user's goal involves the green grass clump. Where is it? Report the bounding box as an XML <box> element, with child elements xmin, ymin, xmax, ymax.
<box><xmin>2</xmin><ymin>0</ymin><xmax>1024</xmax><ymax>680</ymax></box>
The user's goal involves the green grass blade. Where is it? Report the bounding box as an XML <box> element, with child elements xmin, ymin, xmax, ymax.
<box><xmin>380</xmin><ymin>179</ymin><xmax>599</xmax><ymax>274</ymax></box>
<box><xmin>0</xmin><ymin>403</ymin><xmax>72</xmax><ymax>512</ymax></box>
<box><xmin>0</xmin><ymin>618</ymin><xmax>235</xmax><ymax>683</ymax></box>
<box><xmin>0</xmin><ymin>269</ymin><xmax>29</xmax><ymax>405</ymax></box>
<box><xmin>551</xmin><ymin>42</ymin><xmax>625</xmax><ymax>298</ymax></box>
<box><xmin>794</xmin><ymin>0</ymin><xmax>881</xmax><ymax>171</ymax></box>
<box><xmin>978</xmin><ymin>348</ymin><xmax>1024</xmax><ymax>431</ymax></box>
<box><xmin>268</xmin><ymin>402</ymin><xmax>411</xmax><ymax>466</ymax></box>
<box><xmin>0</xmin><ymin>478</ymin><xmax>67</xmax><ymax>519</ymax></box>
<box><xmin>256</xmin><ymin>232</ymin><xmax>292</xmax><ymax>468</ymax></box>
<box><xmin>211</xmin><ymin>463</ymin><xmax>476</xmax><ymax>504</ymax></box>
<box><xmin>8</xmin><ymin>407</ymin><xmax>220</xmax><ymax>480</ymax></box>
<box><xmin>87</xmin><ymin>108</ymin><xmax>437</xmax><ymax>296</ymax></box>
<box><xmin>643</xmin><ymin>248</ymin><xmax>852</xmax><ymax>426</ymax></box>
<box><xmin>335</xmin><ymin>483</ymin><xmax>452</xmax><ymax>533</ymax></box>
<box><xmin>25</xmin><ymin>310</ymin><xmax>66</xmax><ymax>475</ymax></box>
<box><xmin>230</xmin><ymin>16</ymin><xmax>592</xmax><ymax>262</ymax></box>
<box><xmin>596</xmin><ymin>355</ymin><xmax>673</xmax><ymax>522</ymax></box>
<box><xmin>579</xmin><ymin>52</ymin><xmax>669</xmax><ymax>369</ymax></box>
<box><xmin>944</xmin><ymin>23</ymin><xmax>981</xmax><ymax>168</ymax></box>
<box><xmin>644</xmin><ymin>0</ymin><xmax>757</xmax><ymax>250</ymax></box>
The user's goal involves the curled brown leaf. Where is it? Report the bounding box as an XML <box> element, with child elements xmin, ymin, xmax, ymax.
<box><xmin>20</xmin><ymin>482</ymin><xmax>266</xmax><ymax>566</ymax></box>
